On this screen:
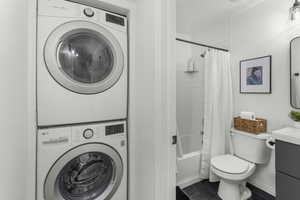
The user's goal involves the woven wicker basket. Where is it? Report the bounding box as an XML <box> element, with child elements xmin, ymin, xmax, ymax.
<box><xmin>234</xmin><ymin>117</ymin><xmax>267</xmax><ymax>134</ymax></box>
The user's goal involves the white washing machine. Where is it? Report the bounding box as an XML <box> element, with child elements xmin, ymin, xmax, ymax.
<box><xmin>37</xmin><ymin>0</ymin><xmax>128</xmax><ymax>126</ymax></box>
<box><xmin>37</xmin><ymin>121</ymin><xmax>127</xmax><ymax>200</ymax></box>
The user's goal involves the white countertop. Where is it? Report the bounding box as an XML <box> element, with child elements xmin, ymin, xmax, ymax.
<box><xmin>272</xmin><ymin>127</ymin><xmax>300</xmax><ymax>145</ymax></box>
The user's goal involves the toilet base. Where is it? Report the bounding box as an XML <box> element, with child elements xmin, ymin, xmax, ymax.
<box><xmin>241</xmin><ymin>185</ymin><xmax>252</xmax><ymax>200</ymax></box>
<box><xmin>218</xmin><ymin>180</ymin><xmax>252</xmax><ymax>200</ymax></box>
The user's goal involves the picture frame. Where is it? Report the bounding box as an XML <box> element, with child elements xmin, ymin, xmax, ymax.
<box><xmin>240</xmin><ymin>55</ymin><xmax>272</xmax><ymax>94</ymax></box>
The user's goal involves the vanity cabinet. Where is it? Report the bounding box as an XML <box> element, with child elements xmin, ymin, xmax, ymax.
<box><xmin>276</xmin><ymin>140</ymin><xmax>300</xmax><ymax>200</ymax></box>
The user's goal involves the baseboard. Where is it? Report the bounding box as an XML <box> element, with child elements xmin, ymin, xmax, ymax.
<box><xmin>247</xmin><ymin>183</ymin><xmax>275</xmax><ymax>200</ymax></box>
<box><xmin>177</xmin><ymin>177</ymin><xmax>203</xmax><ymax>189</ymax></box>
<box><xmin>248</xmin><ymin>181</ymin><xmax>276</xmax><ymax>197</ymax></box>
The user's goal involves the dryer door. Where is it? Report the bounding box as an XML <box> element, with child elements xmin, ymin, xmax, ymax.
<box><xmin>44</xmin><ymin>21</ymin><xmax>124</xmax><ymax>94</ymax></box>
<box><xmin>44</xmin><ymin>143</ymin><xmax>123</xmax><ymax>200</ymax></box>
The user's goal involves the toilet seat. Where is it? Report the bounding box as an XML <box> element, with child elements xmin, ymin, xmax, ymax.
<box><xmin>211</xmin><ymin>155</ymin><xmax>257</xmax><ymax>200</ymax></box>
<box><xmin>211</xmin><ymin>155</ymin><xmax>251</xmax><ymax>175</ymax></box>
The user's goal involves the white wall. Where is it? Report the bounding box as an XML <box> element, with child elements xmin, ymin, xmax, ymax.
<box><xmin>191</xmin><ymin>18</ymin><xmax>231</xmax><ymax>50</ymax></box>
<box><xmin>176</xmin><ymin>0</ymin><xmax>231</xmax><ymax>49</ymax></box>
<box><xmin>230</xmin><ymin>0</ymin><xmax>300</xmax><ymax>195</ymax></box>
<box><xmin>134</xmin><ymin>0</ymin><xmax>156</xmax><ymax>199</ymax></box>
<box><xmin>177</xmin><ymin>19</ymin><xmax>230</xmax><ymax>50</ymax></box>
<box><xmin>134</xmin><ymin>0</ymin><xmax>176</xmax><ymax>199</ymax></box>
<box><xmin>0</xmin><ymin>0</ymin><xmax>28</xmax><ymax>199</ymax></box>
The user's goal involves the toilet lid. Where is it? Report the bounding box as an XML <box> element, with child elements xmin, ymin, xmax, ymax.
<box><xmin>211</xmin><ymin>155</ymin><xmax>250</xmax><ymax>174</ymax></box>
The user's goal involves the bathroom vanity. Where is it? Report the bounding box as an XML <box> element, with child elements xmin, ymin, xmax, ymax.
<box><xmin>273</xmin><ymin>127</ymin><xmax>300</xmax><ymax>200</ymax></box>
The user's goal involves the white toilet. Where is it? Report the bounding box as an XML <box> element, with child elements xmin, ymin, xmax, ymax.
<box><xmin>211</xmin><ymin>129</ymin><xmax>271</xmax><ymax>200</ymax></box>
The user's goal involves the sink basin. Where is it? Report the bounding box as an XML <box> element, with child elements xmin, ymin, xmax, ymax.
<box><xmin>273</xmin><ymin>127</ymin><xmax>300</xmax><ymax>145</ymax></box>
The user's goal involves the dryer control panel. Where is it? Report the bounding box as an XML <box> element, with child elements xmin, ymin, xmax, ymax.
<box><xmin>106</xmin><ymin>13</ymin><xmax>125</xmax><ymax>26</ymax></box>
<box><xmin>105</xmin><ymin>124</ymin><xmax>125</xmax><ymax>136</ymax></box>
<box><xmin>38</xmin><ymin>0</ymin><xmax>127</xmax><ymax>31</ymax></box>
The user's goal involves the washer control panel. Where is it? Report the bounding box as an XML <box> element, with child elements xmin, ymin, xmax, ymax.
<box><xmin>39</xmin><ymin>127</ymin><xmax>71</xmax><ymax>147</ymax></box>
<box><xmin>83</xmin><ymin>128</ymin><xmax>94</xmax><ymax>139</ymax></box>
<box><xmin>69</xmin><ymin>121</ymin><xmax>126</xmax><ymax>144</ymax></box>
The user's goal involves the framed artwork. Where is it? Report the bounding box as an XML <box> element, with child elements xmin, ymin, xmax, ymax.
<box><xmin>240</xmin><ymin>56</ymin><xmax>272</xmax><ymax>94</ymax></box>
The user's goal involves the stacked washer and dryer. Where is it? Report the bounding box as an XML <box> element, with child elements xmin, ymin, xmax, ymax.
<box><xmin>36</xmin><ymin>0</ymin><xmax>128</xmax><ymax>200</ymax></box>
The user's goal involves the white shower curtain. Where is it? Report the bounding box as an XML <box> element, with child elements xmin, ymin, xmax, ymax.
<box><xmin>200</xmin><ymin>49</ymin><xmax>233</xmax><ymax>182</ymax></box>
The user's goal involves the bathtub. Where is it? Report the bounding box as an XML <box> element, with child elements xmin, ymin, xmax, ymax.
<box><xmin>177</xmin><ymin>134</ymin><xmax>203</xmax><ymax>188</ymax></box>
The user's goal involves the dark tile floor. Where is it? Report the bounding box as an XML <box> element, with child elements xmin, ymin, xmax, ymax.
<box><xmin>180</xmin><ymin>180</ymin><xmax>275</xmax><ymax>200</ymax></box>
<box><xmin>183</xmin><ymin>181</ymin><xmax>221</xmax><ymax>200</ymax></box>
<box><xmin>177</xmin><ymin>186</ymin><xmax>190</xmax><ymax>200</ymax></box>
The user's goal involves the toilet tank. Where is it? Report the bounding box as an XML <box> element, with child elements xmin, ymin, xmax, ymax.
<box><xmin>231</xmin><ymin>129</ymin><xmax>271</xmax><ymax>164</ymax></box>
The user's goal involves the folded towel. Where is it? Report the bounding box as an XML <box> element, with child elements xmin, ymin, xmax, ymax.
<box><xmin>240</xmin><ymin>111</ymin><xmax>256</xmax><ymax>120</ymax></box>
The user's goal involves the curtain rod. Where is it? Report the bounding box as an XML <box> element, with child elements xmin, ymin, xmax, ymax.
<box><xmin>176</xmin><ymin>38</ymin><xmax>229</xmax><ymax>52</ymax></box>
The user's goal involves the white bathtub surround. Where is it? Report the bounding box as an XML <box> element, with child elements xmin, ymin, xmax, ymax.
<box><xmin>177</xmin><ymin>151</ymin><xmax>202</xmax><ymax>188</ymax></box>
<box><xmin>200</xmin><ymin>50</ymin><xmax>233</xmax><ymax>182</ymax></box>
<box><xmin>176</xmin><ymin>37</ymin><xmax>206</xmax><ymax>188</ymax></box>
<box><xmin>176</xmin><ymin>38</ymin><xmax>205</xmax><ymax>156</ymax></box>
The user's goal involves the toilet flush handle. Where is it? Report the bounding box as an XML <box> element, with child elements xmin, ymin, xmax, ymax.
<box><xmin>266</xmin><ymin>137</ymin><xmax>275</xmax><ymax>150</ymax></box>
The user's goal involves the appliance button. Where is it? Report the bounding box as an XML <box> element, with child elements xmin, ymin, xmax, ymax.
<box><xmin>83</xmin><ymin>8</ymin><xmax>95</xmax><ymax>17</ymax></box>
<box><xmin>121</xmin><ymin>140</ymin><xmax>126</xmax><ymax>147</ymax></box>
<box><xmin>83</xmin><ymin>129</ymin><xmax>94</xmax><ymax>139</ymax></box>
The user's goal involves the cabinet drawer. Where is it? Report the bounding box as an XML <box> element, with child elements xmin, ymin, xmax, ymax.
<box><xmin>276</xmin><ymin>140</ymin><xmax>300</xmax><ymax>179</ymax></box>
<box><xmin>276</xmin><ymin>172</ymin><xmax>300</xmax><ymax>200</ymax></box>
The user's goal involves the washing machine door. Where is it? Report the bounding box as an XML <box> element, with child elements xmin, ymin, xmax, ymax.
<box><xmin>44</xmin><ymin>143</ymin><xmax>123</xmax><ymax>200</ymax></box>
<box><xmin>44</xmin><ymin>21</ymin><xmax>124</xmax><ymax>94</ymax></box>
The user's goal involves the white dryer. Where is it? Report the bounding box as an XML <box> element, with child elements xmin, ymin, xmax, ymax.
<box><xmin>37</xmin><ymin>121</ymin><xmax>127</xmax><ymax>200</ymax></box>
<box><xmin>37</xmin><ymin>0</ymin><xmax>128</xmax><ymax>126</ymax></box>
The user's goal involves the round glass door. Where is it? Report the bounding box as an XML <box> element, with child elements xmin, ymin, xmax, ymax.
<box><xmin>58</xmin><ymin>32</ymin><xmax>114</xmax><ymax>84</ymax></box>
<box><xmin>44</xmin><ymin>144</ymin><xmax>123</xmax><ymax>200</ymax></box>
<box><xmin>44</xmin><ymin>21</ymin><xmax>124</xmax><ymax>94</ymax></box>
<box><xmin>58</xmin><ymin>152</ymin><xmax>114</xmax><ymax>200</ymax></box>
